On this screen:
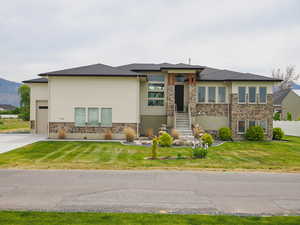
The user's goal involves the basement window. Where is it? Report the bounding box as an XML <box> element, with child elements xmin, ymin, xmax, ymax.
<box><xmin>238</xmin><ymin>120</ymin><xmax>246</xmax><ymax>133</ymax></box>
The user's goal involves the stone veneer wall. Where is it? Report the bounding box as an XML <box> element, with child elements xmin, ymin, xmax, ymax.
<box><xmin>194</xmin><ymin>104</ymin><xmax>229</xmax><ymax>137</ymax></box>
<box><xmin>230</xmin><ymin>94</ymin><xmax>273</xmax><ymax>140</ymax></box>
<box><xmin>49</xmin><ymin>122</ymin><xmax>137</xmax><ymax>139</ymax></box>
<box><xmin>195</xmin><ymin>104</ymin><xmax>229</xmax><ymax>117</ymax></box>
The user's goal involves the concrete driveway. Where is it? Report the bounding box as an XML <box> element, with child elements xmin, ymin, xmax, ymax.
<box><xmin>0</xmin><ymin>134</ymin><xmax>46</xmax><ymax>153</ymax></box>
<box><xmin>0</xmin><ymin>170</ymin><xmax>299</xmax><ymax>215</ymax></box>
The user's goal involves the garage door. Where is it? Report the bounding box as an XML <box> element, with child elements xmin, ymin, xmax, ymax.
<box><xmin>36</xmin><ymin>100</ymin><xmax>48</xmax><ymax>134</ymax></box>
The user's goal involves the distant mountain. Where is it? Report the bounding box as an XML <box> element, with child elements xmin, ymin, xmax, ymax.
<box><xmin>0</xmin><ymin>77</ymin><xmax>21</xmax><ymax>106</ymax></box>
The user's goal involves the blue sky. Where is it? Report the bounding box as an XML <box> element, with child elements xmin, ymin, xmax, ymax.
<box><xmin>1</xmin><ymin>0</ymin><xmax>300</xmax><ymax>82</ymax></box>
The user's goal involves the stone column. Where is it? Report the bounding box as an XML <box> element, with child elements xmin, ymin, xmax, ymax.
<box><xmin>188</xmin><ymin>74</ymin><xmax>197</xmax><ymax>124</ymax></box>
<box><xmin>166</xmin><ymin>74</ymin><xmax>175</xmax><ymax>128</ymax></box>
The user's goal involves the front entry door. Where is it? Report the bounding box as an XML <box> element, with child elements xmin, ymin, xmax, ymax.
<box><xmin>175</xmin><ymin>85</ymin><xmax>184</xmax><ymax>112</ymax></box>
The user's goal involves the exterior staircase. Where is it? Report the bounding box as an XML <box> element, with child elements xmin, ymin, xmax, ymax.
<box><xmin>175</xmin><ymin>112</ymin><xmax>194</xmax><ymax>139</ymax></box>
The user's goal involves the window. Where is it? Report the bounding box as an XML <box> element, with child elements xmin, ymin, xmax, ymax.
<box><xmin>75</xmin><ymin>107</ymin><xmax>86</xmax><ymax>127</ymax></box>
<box><xmin>147</xmin><ymin>75</ymin><xmax>165</xmax><ymax>106</ymax></box>
<box><xmin>148</xmin><ymin>92</ymin><xmax>164</xmax><ymax>98</ymax></box>
<box><xmin>208</xmin><ymin>87</ymin><xmax>216</xmax><ymax>103</ymax></box>
<box><xmin>88</xmin><ymin>108</ymin><xmax>99</xmax><ymax>126</ymax></box>
<box><xmin>148</xmin><ymin>83</ymin><xmax>164</xmax><ymax>91</ymax></box>
<box><xmin>258</xmin><ymin>120</ymin><xmax>267</xmax><ymax>133</ymax></box>
<box><xmin>148</xmin><ymin>100</ymin><xmax>164</xmax><ymax>106</ymax></box>
<box><xmin>218</xmin><ymin>87</ymin><xmax>226</xmax><ymax>103</ymax></box>
<box><xmin>248</xmin><ymin>120</ymin><xmax>256</xmax><ymax>128</ymax></box>
<box><xmin>259</xmin><ymin>87</ymin><xmax>267</xmax><ymax>103</ymax></box>
<box><xmin>175</xmin><ymin>74</ymin><xmax>185</xmax><ymax>82</ymax></box>
<box><xmin>198</xmin><ymin>87</ymin><xmax>206</xmax><ymax>103</ymax></box>
<box><xmin>238</xmin><ymin>87</ymin><xmax>246</xmax><ymax>103</ymax></box>
<box><xmin>148</xmin><ymin>75</ymin><xmax>164</xmax><ymax>82</ymax></box>
<box><xmin>101</xmin><ymin>108</ymin><xmax>112</xmax><ymax>127</ymax></box>
<box><xmin>248</xmin><ymin>87</ymin><xmax>257</xmax><ymax>103</ymax></box>
<box><xmin>238</xmin><ymin>120</ymin><xmax>246</xmax><ymax>133</ymax></box>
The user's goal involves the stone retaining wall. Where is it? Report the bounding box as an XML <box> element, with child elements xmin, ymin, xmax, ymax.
<box><xmin>49</xmin><ymin>122</ymin><xmax>137</xmax><ymax>139</ymax></box>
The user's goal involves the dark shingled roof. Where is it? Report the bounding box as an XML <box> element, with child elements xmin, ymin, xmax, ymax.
<box><xmin>23</xmin><ymin>78</ymin><xmax>48</xmax><ymax>83</ymax></box>
<box><xmin>273</xmin><ymin>88</ymin><xmax>291</xmax><ymax>105</ymax></box>
<box><xmin>24</xmin><ymin>62</ymin><xmax>282</xmax><ymax>82</ymax></box>
<box><xmin>198</xmin><ymin>67</ymin><xmax>282</xmax><ymax>82</ymax></box>
<box><xmin>116</xmin><ymin>63</ymin><xmax>204</xmax><ymax>71</ymax></box>
<box><xmin>39</xmin><ymin>63</ymin><xmax>140</xmax><ymax>77</ymax></box>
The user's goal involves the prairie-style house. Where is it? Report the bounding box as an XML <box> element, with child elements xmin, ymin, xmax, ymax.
<box><xmin>23</xmin><ymin>62</ymin><xmax>281</xmax><ymax>140</ymax></box>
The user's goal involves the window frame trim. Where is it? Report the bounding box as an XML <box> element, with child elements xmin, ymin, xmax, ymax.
<box><xmin>248</xmin><ymin>86</ymin><xmax>257</xmax><ymax>104</ymax></box>
<box><xmin>258</xmin><ymin>86</ymin><xmax>267</xmax><ymax>104</ymax></box>
<box><xmin>238</xmin><ymin>86</ymin><xmax>247</xmax><ymax>104</ymax></box>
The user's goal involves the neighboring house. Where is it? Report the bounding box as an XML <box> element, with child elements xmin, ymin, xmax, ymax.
<box><xmin>23</xmin><ymin>63</ymin><xmax>281</xmax><ymax>140</ymax></box>
<box><xmin>0</xmin><ymin>104</ymin><xmax>16</xmax><ymax>111</ymax></box>
<box><xmin>273</xmin><ymin>88</ymin><xmax>300</xmax><ymax>120</ymax></box>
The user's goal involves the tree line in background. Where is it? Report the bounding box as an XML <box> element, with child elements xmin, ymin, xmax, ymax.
<box><xmin>272</xmin><ymin>65</ymin><xmax>300</xmax><ymax>90</ymax></box>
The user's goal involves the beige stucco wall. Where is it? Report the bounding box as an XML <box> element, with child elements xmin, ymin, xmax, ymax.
<box><xmin>28</xmin><ymin>83</ymin><xmax>48</xmax><ymax>121</ymax></box>
<box><xmin>282</xmin><ymin>91</ymin><xmax>300</xmax><ymax>120</ymax></box>
<box><xmin>48</xmin><ymin>76</ymin><xmax>139</xmax><ymax>123</ymax></box>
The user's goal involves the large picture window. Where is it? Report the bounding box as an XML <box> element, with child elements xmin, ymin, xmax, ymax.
<box><xmin>198</xmin><ymin>87</ymin><xmax>206</xmax><ymax>103</ymax></box>
<box><xmin>148</xmin><ymin>75</ymin><xmax>165</xmax><ymax>106</ymax></box>
<box><xmin>101</xmin><ymin>108</ymin><xmax>112</xmax><ymax>127</ymax></box>
<box><xmin>238</xmin><ymin>87</ymin><xmax>246</xmax><ymax>103</ymax></box>
<box><xmin>259</xmin><ymin>87</ymin><xmax>267</xmax><ymax>103</ymax></box>
<box><xmin>208</xmin><ymin>87</ymin><xmax>216</xmax><ymax>103</ymax></box>
<box><xmin>75</xmin><ymin>107</ymin><xmax>86</xmax><ymax>127</ymax></box>
<box><xmin>248</xmin><ymin>87</ymin><xmax>257</xmax><ymax>103</ymax></box>
<box><xmin>88</xmin><ymin>108</ymin><xmax>99</xmax><ymax>126</ymax></box>
<box><xmin>218</xmin><ymin>87</ymin><xmax>226</xmax><ymax>103</ymax></box>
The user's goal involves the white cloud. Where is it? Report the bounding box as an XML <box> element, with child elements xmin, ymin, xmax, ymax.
<box><xmin>0</xmin><ymin>0</ymin><xmax>299</xmax><ymax>82</ymax></box>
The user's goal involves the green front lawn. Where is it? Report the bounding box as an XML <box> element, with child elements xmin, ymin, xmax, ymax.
<box><xmin>0</xmin><ymin>136</ymin><xmax>300</xmax><ymax>171</ymax></box>
<box><xmin>0</xmin><ymin>118</ymin><xmax>30</xmax><ymax>133</ymax></box>
<box><xmin>0</xmin><ymin>211</ymin><xmax>299</xmax><ymax>225</ymax></box>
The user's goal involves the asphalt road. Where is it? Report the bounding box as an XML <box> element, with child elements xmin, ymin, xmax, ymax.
<box><xmin>0</xmin><ymin>170</ymin><xmax>299</xmax><ymax>215</ymax></box>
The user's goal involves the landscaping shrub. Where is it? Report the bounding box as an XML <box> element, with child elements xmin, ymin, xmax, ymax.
<box><xmin>146</xmin><ymin>128</ymin><xmax>154</xmax><ymax>139</ymax></box>
<box><xmin>124</xmin><ymin>127</ymin><xmax>136</xmax><ymax>142</ymax></box>
<box><xmin>201</xmin><ymin>133</ymin><xmax>214</xmax><ymax>146</ymax></box>
<box><xmin>273</xmin><ymin>127</ymin><xmax>284</xmax><ymax>140</ymax></box>
<box><xmin>57</xmin><ymin>128</ymin><xmax>66</xmax><ymax>139</ymax></box>
<box><xmin>287</xmin><ymin>112</ymin><xmax>292</xmax><ymax>121</ymax></box>
<box><xmin>273</xmin><ymin>112</ymin><xmax>281</xmax><ymax>121</ymax></box>
<box><xmin>104</xmin><ymin>130</ymin><xmax>113</xmax><ymax>140</ymax></box>
<box><xmin>151</xmin><ymin>136</ymin><xmax>158</xmax><ymax>159</ymax></box>
<box><xmin>171</xmin><ymin>129</ymin><xmax>180</xmax><ymax>139</ymax></box>
<box><xmin>158</xmin><ymin>132</ymin><xmax>173</xmax><ymax>147</ymax></box>
<box><xmin>218</xmin><ymin>127</ymin><xmax>232</xmax><ymax>141</ymax></box>
<box><xmin>245</xmin><ymin>126</ymin><xmax>264</xmax><ymax>141</ymax></box>
<box><xmin>192</xmin><ymin>147</ymin><xmax>208</xmax><ymax>159</ymax></box>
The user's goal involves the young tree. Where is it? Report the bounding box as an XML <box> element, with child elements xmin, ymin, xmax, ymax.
<box><xmin>272</xmin><ymin>66</ymin><xmax>300</xmax><ymax>90</ymax></box>
<box><xmin>18</xmin><ymin>85</ymin><xmax>30</xmax><ymax>121</ymax></box>
<box><xmin>286</xmin><ymin>112</ymin><xmax>292</xmax><ymax>121</ymax></box>
<box><xmin>273</xmin><ymin>112</ymin><xmax>281</xmax><ymax>121</ymax></box>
